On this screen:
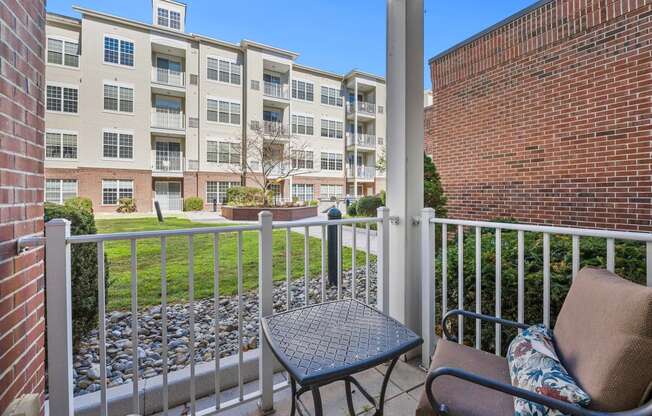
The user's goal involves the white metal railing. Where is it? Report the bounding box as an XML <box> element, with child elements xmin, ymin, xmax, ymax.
<box><xmin>419</xmin><ymin>209</ymin><xmax>652</xmax><ymax>369</ymax></box>
<box><xmin>357</xmin><ymin>101</ymin><xmax>376</xmax><ymax>114</ymax></box>
<box><xmin>43</xmin><ymin>208</ymin><xmax>390</xmax><ymax>415</ymax></box>
<box><xmin>262</xmin><ymin>120</ymin><xmax>289</xmax><ymax>137</ymax></box>
<box><xmin>346</xmin><ymin>132</ymin><xmax>376</xmax><ymax>148</ymax></box>
<box><xmin>263</xmin><ymin>82</ymin><xmax>289</xmax><ymax>99</ymax></box>
<box><xmin>151</xmin><ymin>108</ymin><xmax>185</xmax><ymax>130</ymax></box>
<box><xmin>153</xmin><ymin>67</ymin><xmax>185</xmax><ymax>87</ymax></box>
<box><xmin>348</xmin><ymin>165</ymin><xmax>376</xmax><ymax>179</ymax></box>
<box><xmin>152</xmin><ymin>150</ymin><xmax>184</xmax><ymax>173</ymax></box>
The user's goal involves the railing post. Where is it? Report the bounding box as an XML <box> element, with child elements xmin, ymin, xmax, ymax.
<box><xmin>45</xmin><ymin>219</ymin><xmax>74</xmax><ymax>416</ymax></box>
<box><xmin>258</xmin><ymin>211</ymin><xmax>274</xmax><ymax>413</ymax></box>
<box><xmin>420</xmin><ymin>208</ymin><xmax>436</xmax><ymax>368</ymax></box>
<box><xmin>377</xmin><ymin>207</ymin><xmax>390</xmax><ymax>314</ymax></box>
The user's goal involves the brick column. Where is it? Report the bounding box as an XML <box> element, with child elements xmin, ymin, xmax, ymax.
<box><xmin>0</xmin><ymin>0</ymin><xmax>47</xmax><ymax>413</ymax></box>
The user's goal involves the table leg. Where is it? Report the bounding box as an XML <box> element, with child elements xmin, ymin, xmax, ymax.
<box><xmin>376</xmin><ymin>357</ymin><xmax>399</xmax><ymax>416</ymax></box>
<box><xmin>311</xmin><ymin>386</ymin><xmax>324</xmax><ymax>416</ymax></box>
<box><xmin>290</xmin><ymin>377</ymin><xmax>297</xmax><ymax>416</ymax></box>
<box><xmin>345</xmin><ymin>380</ymin><xmax>356</xmax><ymax>415</ymax></box>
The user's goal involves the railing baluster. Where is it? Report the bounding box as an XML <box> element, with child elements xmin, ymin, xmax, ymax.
<box><xmin>213</xmin><ymin>234</ymin><xmax>220</xmax><ymax>410</ymax></box>
<box><xmin>304</xmin><ymin>226</ymin><xmax>310</xmax><ymax>306</ymax></box>
<box><xmin>237</xmin><ymin>231</ymin><xmax>244</xmax><ymax>400</ymax></box>
<box><xmin>97</xmin><ymin>241</ymin><xmax>108</xmax><ymax>416</ymax></box>
<box><xmin>421</xmin><ymin>208</ymin><xmax>436</xmax><ymax>368</ymax></box>
<box><xmin>543</xmin><ymin>233</ymin><xmax>550</xmax><ymax>328</ymax></box>
<box><xmin>457</xmin><ymin>225</ymin><xmax>464</xmax><ymax>344</ymax></box>
<box><xmin>475</xmin><ymin>226</ymin><xmax>481</xmax><ymax>349</ymax></box>
<box><xmin>365</xmin><ymin>224</ymin><xmax>371</xmax><ymax>305</ymax></box>
<box><xmin>286</xmin><ymin>228</ymin><xmax>291</xmax><ymax>310</ymax></box>
<box><xmin>352</xmin><ymin>224</ymin><xmax>357</xmax><ymax>300</ymax></box>
<box><xmin>606</xmin><ymin>238</ymin><xmax>615</xmax><ymax>272</ymax></box>
<box><xmin>517</xmin><ymin>230</ymin><xmax>525</xmax><ymax>327</ymax></box>
<box><xmin>321</xmin><ymin>225</ymin><xmax>327</xmax><ymax>303</ymax></box>
<box><xmin>495</xmin><ymin>229</ymin><xmax>502</xmax><ymax>356</ymax></box>
<box><xmin>441</xmin><ymin>224</ymin><xmax>448</xmax><ymax>320</ymax></box>
<box><xmin>337</xmin><ymin>224</ymin><xmax>343</xmax><ymax>300</ymax></box>
<box><xmin>161</xmin><ymin>237</ymin><xmax>169</xmax><ymax>415</ymax></box>
<box><xmin>188</xmin><ymin>235</ymin><xmax>196</xmax><ymax>415</ymax></box>
<box><xmin>572</xmin><ymin>235</ymin><xmax>580</xmax><ymax>281</ymax></box>
<box><xmin>647</xmin><ymin>242</ymin><xmax>652</xmax><ymax>287</ymax></box>
<box><xmin>130</xmin><ymin>239</ymin><xmax>139</xmax><ymax>414</ymax></box>
<box><xmin>258</xmin><ymin>212</ymin><xmax>274</xmax><ymax>412</ymax></box>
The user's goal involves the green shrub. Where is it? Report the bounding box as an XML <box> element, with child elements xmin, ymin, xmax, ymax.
<box><xmin>64</xmin><ymin>196</ymin><xmax>93</xmax><ymax>213</ymax></box>
<box><xmin>308</xmin><ymin>199</ymin><xmax>319</xmax><ymax>207</ymax></box>
<box><xmin>379</xmin><ymin>190</ymin><xmax>386</xmax><ymax>206</ymax></box>
<box><xmin>116</xmin><ymin>197</ymin><xmax>136</xmax><ymax>213</ymax></box>
<box><xmin>347</xmin><ymin>201</ymin><xmax>358</xmax><ymax>216</ymax></box>
<box><xmin>424</xmin><ymin>154</ymin><xmax>447</xmax><ymax>217</ymax></box>
<box><xmin>356</xmin><ymin>195</ymin><xmax>383</xmax><ymax>217</ymax></box>
<box><xmin>184</xmin><ymin>197</ymin><xmax>204</xmax><ymax>211</ymax></box>
<box><xmin>226</xmin><ymin>186</ymin><xmax>265</xmax><ymax>206</ymax></box>
<box><xmin>436</xmin><ymin>228</ymin><xmax>647</xmax><ymax>354</ymax></box>
<box><xmin>44</xmin><ymin>203</ymin><xmax>109</xmax><ymax>346</ymax></box>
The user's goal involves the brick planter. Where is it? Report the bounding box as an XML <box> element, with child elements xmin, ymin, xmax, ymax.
<box><xmin>221</xmin><ymin>206</ymin><xmax>318</xmax><ymax>221</ymax></box>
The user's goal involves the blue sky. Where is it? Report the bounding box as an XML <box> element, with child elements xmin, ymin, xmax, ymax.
<box><xmin>47</xmin><ymin>0</ymin><xmax>536</xmax><ymax>88</ymax></box>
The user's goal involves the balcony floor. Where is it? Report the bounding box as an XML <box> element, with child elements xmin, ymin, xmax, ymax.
<box><xmin>157</xmin><ymin>359</ymin><xmax>425</xmax><ymax>415</ymax></box>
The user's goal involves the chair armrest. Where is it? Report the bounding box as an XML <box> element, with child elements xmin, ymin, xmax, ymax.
<box><xmin>441</xmin><ymin>309</ymin><xmax>531</xmax><ymax>342</ymax></box>
<box><xmin>425</xmin><ymin>367</ymin><xmax>652</xmax><ymax>416</ymax></box>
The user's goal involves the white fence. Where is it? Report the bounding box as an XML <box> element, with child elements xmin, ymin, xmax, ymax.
<box><xmin>151</xmin><ymin>108</ymin><xmax>185</xmax><ymax>130</ymax></box>
<box><xmin>419</xmin><ymin>208</ymin><xmax>652</xmax><ymax>369</ymax></box>
<box><xmin>263</xmin><ymin>82</ymin><xmax>289</xmax><ymax>99</ymax></box>
<box><xmin>153</xmin><ymin>67</ymin><xmax>185</xmax><ymax>87</ymax></box>
<box><xmin>42</xmin><ymin>209</ymin><xmax>390</xmax><ymax>416</ymax></box>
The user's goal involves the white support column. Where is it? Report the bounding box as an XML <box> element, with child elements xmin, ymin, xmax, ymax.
<box><xmin>258</xmin><ymin>211</ymin><xmax>274</xmax><ymax>413</ymax></box>
<box><xmin>386</xmin><ymin>0</ymin><xmax>425</xmax><ymax>332</ymax></box>
<box><xmin>376</xmin><ymin>207</ymin><xmax>390</xmax><ymax>313</ymax></box>
<box><xmin>420</xmin><ymin>208</ymin><xmax>436</xmax><ymax>368</ymax></box>
<box><xmin>45</xmin><ymin>219</ymin><xmax>74</xmax><ymax>416</ymax></box>
<box><xmin>354</xmin><ymin>80</ymin><xmax>359</xmax><ymax>198</ymax></box>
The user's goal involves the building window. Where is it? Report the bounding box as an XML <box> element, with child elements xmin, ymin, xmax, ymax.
<box><xmin>102</xmin><ymin>179</ymin><xmax>133</xmax><ymax>205</ymax></box>
<box><xmin>103</xmin><ymin>131</ymin><xmax>133</xmax><ymax>159</ymax></box>
<box><xmin>320</xmin><ymin>119</ymin><xmax>344</xmax><ymax>139</ymax></box>
<box><xmin>46</xmin><ymin>85</ymin><xmax>78</xmax><ymax>113</ymax></box>
<box><xmin>292</xmin><ymin>184</ymin><xmax>314</xmax><ymax>202</ymax></box>
<box><xmin>291</xmin><ymin>115</ymin><xmax>314</xmax><ymax>135</ymax></box>
<box><xmin>320</xmin><ymin>152</ymin><xmax>343</xmax><ymax>171</ymax></box>
<box><xmin>292</xmin><ymin>150</ymin><xmax>314</xmax><ymax>169</ymax></box>
<box><xmin>104</xmin><ymin>36</ymin><xmax>134</xmax><ymax>67</ymax></box>
<box><xmin>45</xmin><ymin>179</ymin><xmax>78</xmax><ymax>204</ymax></box>
<box><xmin>207</xmin><ymin>141</ymin><xmax>240</xmax><ymax>164</ymax></box>
<box><xmin>206</xmin><ymin>181</ymin><xmax>240</xmax><ymax>204</ymax></box>
<box><xmin>291</xmin><ymin>80</ymin><xmax>314</xmax><ymax>101</ymax></box>
<box><xmin>207</xmin><ymin>57</ymin><xmax>241</xmax><ymax>85</ymax></box>
<box><xmin>46</xmin><ymin>131</ymin><xmax>77</xmax><ymax>160</ymax></box>
<box><xmin>47</xmin><ymin>38</ymin><xmax>79</xmax><ymax>67</ymax></box>
<box><xmin>207</xmin><ymin>98</ymin><xmax>240</xmax><ymax>125</ymax></box>
<box><xmin>321</xmin><ymin>184</ymin><xmax>343</xmax><ymax>200</ymax></box>
<box><xmin>157</xmin><ymin>8</ymin><xmax>169</xmax><ymax>26</ymax></box>
<box><xmin>170</xmin><ymin>11</ymin><xmax>181</xmax><ymax>29</ymax></box>
<box><xmin>321</xmin><ymin>86</ymin><xmax>343</xmax><ymax>107</ymax></box>
<box><xmin>103</xmin><ymin>84</ymin><xmax>134</xmax><ymax>113</ymax></box>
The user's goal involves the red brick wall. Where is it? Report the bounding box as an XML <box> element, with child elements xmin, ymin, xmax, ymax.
<box><xmin>425</xmin><ymin>0</ymin><xmax>652</xmax><ymax>231</ymax></box>
<box><xmin>0</xmin><ymin>0</ymin><xmax>47</xmax><ymax>413</ymax></box>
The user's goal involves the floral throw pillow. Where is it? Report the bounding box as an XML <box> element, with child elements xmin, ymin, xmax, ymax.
<box><xmin>506</xmin><ymin>325</ymin><xmax>591</xmax><ymax>416</ymax></box>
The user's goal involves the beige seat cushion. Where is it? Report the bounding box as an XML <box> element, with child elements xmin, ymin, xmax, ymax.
<box><xmin>416</xmin><ymin>339</ymin><xmax>514</xmax><ymax>416</ymax></box>
<box><xmin>554</xmin><ymin>267</ymin><xmax>652</xmax><ymax>412</ymax></box>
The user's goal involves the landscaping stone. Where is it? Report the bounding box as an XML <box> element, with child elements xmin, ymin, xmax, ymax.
<box><xmin>72</xmin><ymin>263</ymin><xmax>377</xmax><ymax>396</ymax></box>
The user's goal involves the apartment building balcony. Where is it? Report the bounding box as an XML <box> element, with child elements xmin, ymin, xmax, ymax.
<box><xmin>348</xmin><ymin>165</ymin><xmax>376</xmax><ymax>180</ymax></box>
<box><xmin>151</xmin><ymin>108</ymin><xmax>185</xmax><ymax>132</ymax></box>
<box><xmin>151</xmin><ymin>149</ymin><xmax>184</xmax><ymax>177</ymax></box>
<box><xmin>152</xmin><ymin>66</ymin><xmax>185</xmax><ymax>89</ymax></box>
<box><xmin>263</xmin><ymin>81</ymin><xmax>290</xmax><ymax>100</ymax></box>
<box><xmin>347</xmin><ymin>101</ymin><xmax>377</xmax><ymax>119</ymax></box>
<box><xmin>262</xmin><ymin>120</ymin><xmax>290</xmax><ymax>139</ymax></box>
<box><xmin>346</xmin><ymin>132</ymin><xmax>377</xmax><ymax>150</ymax></box>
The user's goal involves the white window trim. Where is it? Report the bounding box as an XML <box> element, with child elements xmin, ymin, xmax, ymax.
<box><xmin>206</xmin><ymin>55</ymin><xmax>241</xmax><ymax>86</ymax></box>
<box><xmin>320</xmin><ymin>152</ymin><xmax>344</xmax><ymax>171</ymax></box>
<box><xmin>102</xmin><ymin>81</ymin><xmax>135</xmax><ymax>115</ymax></box>
<box><xmin>101</xmin><ymin>179</ymin><xmax>134</xmax><ymax>206</ymax></box>
<box><xmin>46</xmin><ymin>82</ymin><xmax>79</xmax><ymax>115</ymax></box>
<box><xmin>320</xmin><ymin>85</ymin><xmax>344</xmax><ymax>108</ymax></box>
<box><xmin>292</xmin><ymin>149</ymin><xmax>315</xmax><ymax>171</ymax></box>
<box><xmin>45</xmin><ymin>179</ymin><xmax>78</xmax><ymax>204</ymax></box>
<box><xmin>291</xmin><ymin>112</ymin><xmax>315</xmax><ymax>136</ymax></box>
<box><xmin>320</xmin><ymin>117</ymin><xmax>344</xmax><ymax>139</ymax></box>
<box><xmin>45</xmin><ymin>129</ymin><xmax>78</xmax><ymax>161</ymax></box>
<box><xmin>157</xmin><ymin>6</ymin><xmax>182</xmax><ymax>30</ymax></box>
<box><xmin>291</xmin><ymin>78</ymin><xmax>315</xmax><ymax>102</ymax></box>
<box><xmin>101</xmin><ymin>128</ymin><xmax>135</xmax><ymax>161</ymax></box>
<box><xmin>206</xmin><ymin>139</ymin><xmax>241</xmax><ymax>165</ymax></box>
<box><xmin>46</xmin><ymin>35</ymin><xmax>80</xmax><ymax>70</ymax></box>
<box><xmin>206</xmin><ymin>96</ymin><xmax>241</xmax><ymax>126</ymax></box>
<box><xmin>206</xmin><ymin>180</ymin><xmax>240</xmax><ymax>205</ymax></box>
<box><xmin>102</xmin><ymin>34</ymin><xmax>136</xmax><ymax>70</ymax></box>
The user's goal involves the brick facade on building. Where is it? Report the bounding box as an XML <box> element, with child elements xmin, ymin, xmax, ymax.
<box><xmin>425</xmin><ymin>0</ymin><xmax>652</xmax><ymax>231</ymax></box>
<box><xmin>0</xmin><ymin>0</ymin><xmax>47</xmax><ymax>413</ymax></box>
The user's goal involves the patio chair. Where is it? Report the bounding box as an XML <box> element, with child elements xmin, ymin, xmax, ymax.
<box><xmin>416</xmin><ymin>267</ymin><xmax>652</xmax><ymax>416</ymax></box>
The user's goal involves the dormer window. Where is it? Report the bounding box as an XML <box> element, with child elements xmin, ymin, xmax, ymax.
<box><xmin>170</xmin><ymin>11</ymin><xmax>180</xmax><ymax>29</ymax></box>
<box><xmin>157</xmin><ymin>7</ymin><xmax>181</xmax><ymax>30</ymax></box>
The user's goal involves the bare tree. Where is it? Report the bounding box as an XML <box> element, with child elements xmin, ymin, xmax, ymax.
<box><xmin>230</xmin><ymin>122</ymin><xmax>316</xmax><ymax>206</ymax></box>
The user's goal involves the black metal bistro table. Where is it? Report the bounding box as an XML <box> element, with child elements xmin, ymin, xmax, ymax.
<box><xmin>261</xmin><ymin>299</ymin><xmax>423</xmax><ymax>416</ymax></box>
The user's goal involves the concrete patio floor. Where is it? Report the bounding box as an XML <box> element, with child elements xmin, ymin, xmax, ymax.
<box><xmin>157</xmin><ymin>359</ymin><xmax>425</xmax><ymax>415</ymax></box>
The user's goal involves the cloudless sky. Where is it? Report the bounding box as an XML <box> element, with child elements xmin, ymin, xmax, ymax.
<box><xmin>46</xmin><ymin>0</ymin><xmax>536</xmax><ymax>88</ymax></box>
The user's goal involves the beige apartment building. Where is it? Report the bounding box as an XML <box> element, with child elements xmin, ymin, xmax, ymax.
<box><xmin>44</xmin><ymin>0</ymin><xmax>386</xmax><ymax>212</ymax></box>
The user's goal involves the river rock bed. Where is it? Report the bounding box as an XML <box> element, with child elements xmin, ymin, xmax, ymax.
<box><xmin>73</xmin><ymin>263</ymin><xmax>377</xmax><ymax>396</ymax></box>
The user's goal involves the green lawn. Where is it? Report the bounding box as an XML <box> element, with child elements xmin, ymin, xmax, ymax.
<box><xmin>97</xmin><ymin>217</ymin><xmax>373</xmax><ymax>310</ymax></box>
